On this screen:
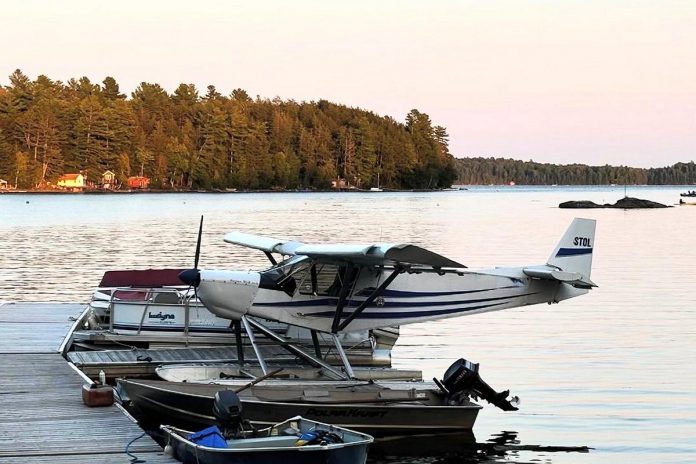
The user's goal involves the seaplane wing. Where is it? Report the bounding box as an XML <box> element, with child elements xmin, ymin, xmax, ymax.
<box><xmin>224</xmin><ymin>231</ymin><xmax>465</xmax><ymax>268</ymax></box>
<box><xmin>224</xmin><ymin>231</ymin><xmax>304</xmax><ymax>256</ymax></box>
<box><xmin>293</xmin><ymin>243</ymin><xmax>466</xmax><ymax>268</ymax></box>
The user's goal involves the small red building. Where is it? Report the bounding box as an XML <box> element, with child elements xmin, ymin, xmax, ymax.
<box><xmin>127</xmin><ymin>176</ymin><xmax>150</xmax><ymax>189</ymax></box>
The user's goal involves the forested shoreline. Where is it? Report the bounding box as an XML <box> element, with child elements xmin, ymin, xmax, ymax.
<box><xmin>0</xmin><ymin>70</ymin><xmax>456</xmax><ymax>190</ymax></box>
<box><xmin>455</xmin><ymin>158</ymin><xmax>696</xmax><ymax>185</ymax></box>
<box><xmin>1</xmin><ymin>70</ymin><xmax>694</xmax><ymax>191</ymax></box>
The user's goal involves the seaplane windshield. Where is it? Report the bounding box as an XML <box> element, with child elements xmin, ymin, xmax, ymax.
<box><xmin>259</xmin><ymin>255</ymin><xmax>310</xmax><ymax>295</ymax></box>
<box><xmin>266</xmin><ymin>255</ymin><xmax>309</xmax><ymax>273</ymax></box>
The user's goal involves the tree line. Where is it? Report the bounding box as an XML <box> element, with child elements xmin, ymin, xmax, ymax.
<box><xmin>0</xmin><ymin>70</ymin><xmax>457</xmax><ymax>190</ymax></box>
<box><xmin>455</xmin><ymin>157</ymin><xmax>696</xmax><ymax>185</ymax></box>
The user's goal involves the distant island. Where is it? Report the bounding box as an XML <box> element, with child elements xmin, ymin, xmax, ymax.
<box><xmin>559</xmin><ymin>197</ymin><xmax>670</xmax><ymax>209</ymax></box>
<box><xmin>455</xmin><ymin>157</ymin><xmax>696</xmax><ymax>185</ymax></box>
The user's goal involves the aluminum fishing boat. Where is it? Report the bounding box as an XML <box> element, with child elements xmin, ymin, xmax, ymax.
<box><xmin>161</xmin><ymin>416</ymin><xmax>372</xmax><ymax>464</ymax></box>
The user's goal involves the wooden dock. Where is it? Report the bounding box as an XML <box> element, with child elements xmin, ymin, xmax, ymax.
<box><xmin>0</xmin><ymin>302</ymin><xmax>177</xmax><ymax>464</ymax></box>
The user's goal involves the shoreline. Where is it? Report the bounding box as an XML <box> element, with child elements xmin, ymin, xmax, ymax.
<box><xmin>0</xmin><ymin>184</ymin><xmax>692</xmax><ymax>195</ymax></box>
<box><xmin>0</xmin><ymin>187</ymin><xmax>464</xmax><ymax>195</ymax></box>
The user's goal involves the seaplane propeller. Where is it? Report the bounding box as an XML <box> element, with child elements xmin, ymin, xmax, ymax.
<box><xmin>179</xmin><ymin>215</ymin><xmax>203</xmax><ymax>292</ymax></box>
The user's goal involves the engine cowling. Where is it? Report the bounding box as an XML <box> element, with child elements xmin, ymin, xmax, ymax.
<box><xmin>197</xmin><ymin>270</ymin><xmax>260</xmax><ymax>320</ymax></box>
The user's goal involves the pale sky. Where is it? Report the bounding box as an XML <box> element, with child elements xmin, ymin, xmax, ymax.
<box><xmin>2</xmin><ymin>0</ymin><xmax>695</xmax><ymax>168</ymax></box>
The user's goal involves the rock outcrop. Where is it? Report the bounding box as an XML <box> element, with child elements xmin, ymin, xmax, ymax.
<box><xmin>559</xmin><ymin>197</ymin><xmax>669</xmax><ymax>209</ymax></box>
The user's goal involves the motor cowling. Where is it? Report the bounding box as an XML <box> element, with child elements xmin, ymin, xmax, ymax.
<box><xmin>213</xmin><ymin>390</ymin><xmax>243</xmax><ymax>433</ymax></box>
<box><xmin>441</xmin><ymin>358</ymin><xmax>519</xmax><ymax>411</ymax></box>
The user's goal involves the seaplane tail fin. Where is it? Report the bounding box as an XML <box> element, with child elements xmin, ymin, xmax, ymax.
<box><xmin>545</xmin><ymin>218</ymin><xmax>596</xmax><ymax>285</ymax></box>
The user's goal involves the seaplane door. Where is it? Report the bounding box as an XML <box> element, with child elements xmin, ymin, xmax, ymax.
<box><xmin>295</xmin><ymin>262</ymin><xmax>359</xmax><ymax>307</ymax></box>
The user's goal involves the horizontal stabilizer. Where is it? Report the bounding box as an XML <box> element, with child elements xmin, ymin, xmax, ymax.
<box><xmin>523</xmin><ymin>265</ymin><xmax>597</xmax><ymax>289</ymax></box>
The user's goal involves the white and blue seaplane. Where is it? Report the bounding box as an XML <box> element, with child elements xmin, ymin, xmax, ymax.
<box><xmin>178</xmin><ymin>218</ymin><xmax>596</xmax><ymax>378</ymax></box>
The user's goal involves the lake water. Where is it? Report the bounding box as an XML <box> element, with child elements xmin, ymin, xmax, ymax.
<box><xmin>1</xmin><ymin>186</ymin><xmax>694</xmax><ymax>463</ymax></box>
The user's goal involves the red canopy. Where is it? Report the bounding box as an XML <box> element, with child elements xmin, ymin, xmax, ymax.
<box><xmin>98</xmin><ymin>269</ymin><xmax>187</xmax><ymax>287</ymax></box>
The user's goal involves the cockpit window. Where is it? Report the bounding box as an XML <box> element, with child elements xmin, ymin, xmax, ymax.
<box><xmin>266</xmin><ymin>255</ymin><xmax>308</xmax><ymax>272</ymax></box>
<box><xmin>260</xmin><ymin>257</ymin><xmax>360</xmax><ymax>298</ymax></box>
<box><xmin>297</xmin><ymin>264</ymin><xmax>360</xmax><ymax>297</ymax></box>
<box><xmin>259</xmin><ymin>256</ymin><xmax>310</xmax><ymax>295</ymax></box>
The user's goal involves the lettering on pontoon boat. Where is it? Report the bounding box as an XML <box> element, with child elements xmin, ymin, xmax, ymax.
<box><xmin>148</xmin><ymin>311</ymin><xmax>175</xmax><ymax>320</ymax></box>
<box><xmin>573</xmin><ymin>237</ymin><xmax>591</xmax><ymax>247</ymax></box>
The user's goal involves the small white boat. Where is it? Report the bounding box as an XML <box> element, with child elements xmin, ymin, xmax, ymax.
<box><xmin>84</xmin><ymin>269</ymin><xmax>397</xmax><ymax>352</ymax></box>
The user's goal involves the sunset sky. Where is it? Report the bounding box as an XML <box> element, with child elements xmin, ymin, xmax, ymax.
<box><xmin>2</xmin><ymin>0</ymin><xmax>694</xmax><ymax>167</ymax></box>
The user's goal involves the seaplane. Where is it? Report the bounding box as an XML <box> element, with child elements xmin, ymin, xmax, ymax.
<box><xmin>178</xmin><ymin>218</ymin><xmax>596</xmax><ymax>380</ymax></box>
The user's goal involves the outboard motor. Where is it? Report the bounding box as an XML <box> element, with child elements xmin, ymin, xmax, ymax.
<box><xmin>213</xmin><ymin>390</ymin><xmax>244</xmax><ymax>437</ymax></box>
<box><xmin>440</xmin><ymin>358</ymin><xmax>519</xmax><ymax>411</ymax></box>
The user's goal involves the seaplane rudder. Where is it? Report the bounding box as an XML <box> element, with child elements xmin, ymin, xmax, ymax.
<box><xmin>546</xmin><ymin>218</ymin><xmax>596</xmax><ymax>281</ymax></box>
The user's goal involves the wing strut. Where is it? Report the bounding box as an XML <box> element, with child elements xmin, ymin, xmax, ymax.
<box><xmin>336</xmin><ymin>266</ymin><xmax>404</xmax><ymax>332</ymax></box>
<box><xmin>263</xmin><ymin>251</ymin><xmax>277</xmax><ymax>265</ymax></box>
<box><xmin>330</xmin><ymin>265</ymin><xmax>359</xmax><ymax>333</ymax></box>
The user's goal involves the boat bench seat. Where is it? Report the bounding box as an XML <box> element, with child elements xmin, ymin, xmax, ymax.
<box><xmin>226</xmin><ymin>436</ymin><xmax>298</xmax><ymax>449</ymax></box>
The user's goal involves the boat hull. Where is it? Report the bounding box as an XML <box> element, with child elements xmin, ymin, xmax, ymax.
<box><xmin>119</xmin><ymin>379</ymin><xmax>480</xmax><ymax>436</ymax></box>
<box><xmin>111</xmin><ymin>301</ymin><xmax>233</xmax><ymax>336</ymax></box>
<box><xmin>167</xmin><ymin>439</ymin><xmax>367</xmax><ymax>464</ymax></box>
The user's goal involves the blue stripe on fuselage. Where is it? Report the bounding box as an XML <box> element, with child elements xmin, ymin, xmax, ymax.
<box><xmin>252</xmin><ymin>292</ymin><xmax>538</xmax><ymax>309</ymax></box>
<box><xmin>358</xmin><ymin>285</ymin><xmax>522</xmax><ymax>298</ymax></box>
<box><xmin>302</xmin><ymin>301</ymin><xmax>509</xmax><ymax>319</ymax></box>
<box><xmin>556</xmin><ymin>247</ymin><xmax>592</xmax><ymax>257</ymax></box>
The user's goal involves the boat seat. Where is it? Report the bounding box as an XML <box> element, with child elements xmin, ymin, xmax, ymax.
<box><xmin>152</xmin><ymin>292</ymin><xmax>181</xmax><ymax>304</ymax></box>
<box><xmin>302</xmin><ymin>389</ymin><xmax>330</xmax><ymax>398</ymax></box>
<box><xmin>225</xmin><ymin>436</ymin><xmax>298</xmax><ymax>449</ymax></box>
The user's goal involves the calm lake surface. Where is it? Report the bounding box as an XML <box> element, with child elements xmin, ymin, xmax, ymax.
<box><xmin>1</xmin><ymin>186</ymin><xmax>694</xmax><ymax>463</ymax></box>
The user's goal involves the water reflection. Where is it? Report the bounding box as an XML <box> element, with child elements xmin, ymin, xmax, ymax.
<box><xmin>369</xmin><ymin>430</ymin><xmax>590</xmax><ymax>463</ymax></box>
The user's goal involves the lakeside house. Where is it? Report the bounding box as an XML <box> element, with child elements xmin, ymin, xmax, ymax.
<box><xmin>101</xmin><ymin>170</ymin><xmax>116</xmax><ymax>190</ymax></box>
<box><xmin>57</xmin><ymin>173</ymin><xmax>86</xmax><ymax>190</ymax></box>
<box><xmin>127</xmin><ymin>176</ymin><xmax>150</xmax><ymax>189</ymax></box>
<box><xmin>0</xmin><ymin>179</ymin><xmax>7</xmax><ymax>190</ymax></box>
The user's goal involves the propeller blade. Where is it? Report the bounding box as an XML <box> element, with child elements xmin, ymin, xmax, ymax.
<box><xmin>194</xmin><ymin>215</ymin><xmax>203</xmax><ymax>269</ymax></box>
